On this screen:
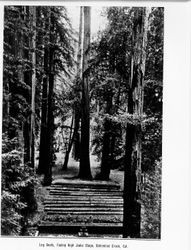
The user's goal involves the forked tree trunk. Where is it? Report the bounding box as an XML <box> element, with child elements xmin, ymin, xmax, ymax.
<box><xmin>78</xmin><ymin>6</ymin><xmax>92</xmax><ymax>180</ymax></box>
<box><xmin>123</xmin><ymin>7</ymin><xmax>151</xmax><ymax>238</ymax></box>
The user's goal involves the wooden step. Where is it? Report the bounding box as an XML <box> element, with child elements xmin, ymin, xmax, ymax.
<box><xmin>45</xmin><ymin>206</ymin><xmax>123</xmax><ymax>211</ymax></box>
<box><xmin>38</xmin><ymin>223</ymin><xmax>123</xmax><ymax>235</ymax></box>
<box><xmin>49</xmin><ymin>188</ymin><xmax>121</xmax><ymax>194</ymax></box>
<box><xmin>40</xmin><ymin>222</ymin><xmax>123</xmax><ymax>227</ymax></box>
<box><xmin>42</xmin><ymin>213</ymin><xmax>123</xmax><ymax>221</ymax></box>
<box><xmin>46</xmin><ymin>211</ymin><xmax>123</xmax><ymax>215</ymax></box>
<box><xmin>49</xmin><ymin>188</ymin><xmax>121</xmax><ymax>193</ymax></box>
<box><xmin>44</xmin><ymin>200</ymin><xmax>123</xmax><ymax>205</ymax></box>
<box><xmin>51</xmin><ymin>181</ymin><xmax>120</xmax><ymax>190</ymax></box>
<box><xmin>39</xmin><ymin>180</ymin><xmax>123</xmax><ymax>236</ymax></box>
<box><xmin>49</xmin><ymin>191</ymin><xmax>123</xmax><ymax>196</ymax></box>
<box><xmin>45</xmin><ymin>196</ymin><xmax>123</xmax><ymax>201</ymax></box>
<box><xmin>44</xmin><ymin>204</ymin><xmax>123</xmax><ymax>208</ymax></box>
<box><xmin>48</xmin><ymin>185</ymin><xmax>120</xmax><ymax>191</ymax></box>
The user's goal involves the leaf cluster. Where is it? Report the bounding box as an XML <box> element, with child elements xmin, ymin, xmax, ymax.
<box><xmin>1</xmin><ymin>133</ymin><xmax>37</xmax><ymax>235</ymax></box>
<box><xmin>90</xmin><ymin>7</ymin><xmax>163</xmax><ymax>172</ymax></box>
<box><xmin>141</xmin><ymin>159</ymin><xmax>162</xmax><ymax>238</ymax></box>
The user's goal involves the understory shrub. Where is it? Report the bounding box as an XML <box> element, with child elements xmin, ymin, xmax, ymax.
<box><xmin>141</xmin><ymin>159</ymin><xmax>162</xmax><ymax>239</ymax></box>
<box><xmin>1</xmin><ymin>133</ymin><xmax>37</xmax><ymax>235</ymax></box>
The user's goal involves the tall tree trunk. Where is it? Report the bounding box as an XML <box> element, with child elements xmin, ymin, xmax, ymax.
<box><xmin>37</xmin><ymin>49</ymin><xmax>49</xmax><ymax>174</ymax></box>
<box><xmin>123</xmin><ymin>7</ymin><xmax>151</xmax><ymax>238</ymax></box>
<box><xmin>3</xmin><ymin>76</ymin><xmax>10</xmax><ymax>133</ymax></box>
<box><xmin>17</xmin><ymin>7</ymin><xmax>30</xmax><ymax>165</ymax></box>
<box><xmin>38</xmin><ymin>10</ymin><xmax>50</xmax><ymax>175</ymax></box>
<box><xmin>78</xmin><ymin>6</ymin><xmax>92</xmax><ymax>180</ymax></box>
<box><xmin>73</xmin><ymin>6</ymin><xmax>83</xmax><ymax>161</ymax></box>
<box><xmin>43</xmin><ymin>68</ymin><xmax>54</xmax><ymax>185</ymax></box>
<box><xmin>29</xmin><ymin>6</ymin><xmax>36</xmax><ymax>170</ymax></box>
<box><xmin>110</xmin><ymin>127</ymin><xmax>116</xmax><ymax>168</ymax></box>
<box><xmin>23</xmin><ymin>121</ymin><xmax>30</xmax><ymax>164</ymax></box>
<box><xmin>109</xmin><ymin>84</ymin><xmax>122</xmax><ymax>168</ymax></box>
<box><xmin>97</xmin><ymin>91</ymin><xmax>113</xmax><ymax>180</ymax></box>
<box><xmin>99</xmin><ymin>118</ymin><xmax>112</xmax><ymax>179</ymax></box>
<box><xmin>77</xmin><ymin>6</ymin><xmax>83</xmax><ymax>81</ymax></box>
<box><xmin>73</xmin><ymin>112</ymin><xmax>81</xmax><ymax>160</ymax></box>
<box><xmin>43</xmin><ymin>9</ymin><xmax>55</xmax><ymax>185</ymax></box>
<box><xmin>63</xmin><ymin>116</ymin><xmax>74</xmax><ymax>170</ymax></box>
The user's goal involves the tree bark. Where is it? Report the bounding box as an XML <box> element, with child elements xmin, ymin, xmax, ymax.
<box><xmin>77</xmin><ymin>6</ymin><xmax>83</xmax><ymax>80</ymax></box>
<box><xmin>99</xmin><ymin>118</ymin><xmax>112</xmax><ymax>180</ymax></box>
<box><xmin>18</xmin><ymin>7</ymin><xmax>30</xmax><ymax>165</ymax></box>
<box><xmin>73</xmin><ymin>6</ymin><xmax>83</xmax><ymax>161</ymax></box>
<box><xmin>123</xmin><ymin>7</ymin><xmax>151</xmax><ymax>238</ymax></box>
<box><xmin>63</xmin><ymin>116</ymin><xmax>74</xmax><ymax>170</ymax></box>
<box><xmin>97</xmin><ymin>91</ymin><xmax>113</xmax><ymax>180</ymax></box>
<box><xmin>29</xmin><ymin>6</ymin><xmax>36</xmax><ymax>170</ymax></box>
<box><xmin>38</xmin><ymin>10</ymin><xmax>50</xmax><ymax>175</ymax></box>
<box><xmin>73</xmin><ymin>111</ymin><xmax>81</xmax><ymax>161</ymax></box>
<box><xmin>43</xmin><ymin>8</ymin><xmax>55</xmax><ymax>185</ymax></box>
<box><xmin>78</xmin><ymin>6</ymin><xmax>92</xmax><ymax>180</ymax></box>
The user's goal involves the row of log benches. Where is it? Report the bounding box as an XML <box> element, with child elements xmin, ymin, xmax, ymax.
<box><xmin>38</xmin><ymin>180</ymin><xmax>123</xmax><ymax>236</ymax></box>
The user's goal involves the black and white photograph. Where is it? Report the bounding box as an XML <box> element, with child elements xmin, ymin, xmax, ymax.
<box><xmin>0</xmin><ymin>1</ymin><xmax>190</xmax><ymax>248</ymax></box>
<box><xmin>1</xmin><ymin>4</ymin><xmax>163</xmax><ymax>239</ymax></box>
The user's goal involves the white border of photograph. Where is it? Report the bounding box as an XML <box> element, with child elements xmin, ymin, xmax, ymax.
<box><xmin>0</xmin><ymin>1</ymin><xmax>190</xmax><ymax>250</ymax></box>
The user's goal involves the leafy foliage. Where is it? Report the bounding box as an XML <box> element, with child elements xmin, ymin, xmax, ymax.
<box><xmin>43</xmin><ymin>214</ymin><xmax>122</xmax><ymax>224</ymax></box>
<box><xmin>1</xmin><ymin>134</ymin><xmax>37</xmax><ymax>235</ymax></box>
<box><xmin>90</xmin><ymin>7</ymin><xmax>163</xmax><ymax>174</ymax></box>
<box><xmin>89</xmin><ymin>6</ymin><xmax>163</xmax><ymax>238</ymax></box>
<box><xmin>2</xmin><ymin>5</ymin><xmax>75</xmax><ymax>234</ymax></box>
<box><xmin>141</xmin><ymin>159</ymin><xmax>162</xmax><ymax>238</ymax></box>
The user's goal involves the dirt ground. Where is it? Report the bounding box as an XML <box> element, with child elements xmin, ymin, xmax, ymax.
<box><xmin>53</xmin><ymin>152</ymin><xmax>124</xmax><ymax>190</ymax></box>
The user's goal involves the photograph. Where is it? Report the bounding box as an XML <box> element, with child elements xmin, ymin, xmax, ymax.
<box><xmin>1</xmin><ymin>4</ymin><xmax>163</xmax><ymax>239</ymax></box>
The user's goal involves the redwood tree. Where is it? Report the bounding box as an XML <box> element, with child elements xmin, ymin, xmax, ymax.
<box><xmin>123</xmin><ymin>7</ymin><xmax>151</xmax><ymax>238</ymax></box>
<box><xmin>78</xmin><ymin>6</ymin><xmax>92</xmax><ymax>179</ymax></box>
<box><xmin>29</xmin><ymin>6</ymin><xmax>36</xmax><ymax>169</ymax></box>
<box><xmin>38</xmin><ymin>8</ymin><xmax>50</xmax><ymax>175</ymax></box>
<box><xmin>73</xmin><ymin>6</ymin><xmax>83</xmax><ymax>161</ymax></box>
<box><xmin>43</xmin><ymin>8</ymin><xmax>55</xmax><ymax>185</ymax></box>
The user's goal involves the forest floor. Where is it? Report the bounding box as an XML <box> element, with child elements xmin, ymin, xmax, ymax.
<box><xmin>28</xmin><ymin>152</ymin><xmax>124</xmax><ymax>236</ymax></box>
<box><xmin>53</xmin><ymin>152</ymin><xmax>124</xmax><ymax>190</ymax></box>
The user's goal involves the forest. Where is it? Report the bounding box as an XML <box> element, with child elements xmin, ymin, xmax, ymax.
<box><xmin>1</xmin><ymin>6</ymin><xmax>163</xmax><ymax>238</ymax></box>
